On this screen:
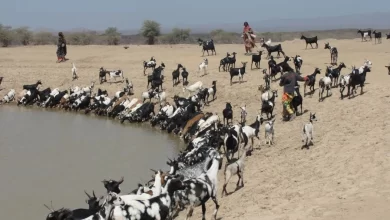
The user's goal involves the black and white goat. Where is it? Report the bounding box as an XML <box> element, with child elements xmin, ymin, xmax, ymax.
<box><xmin>251</xmin><ymin>50</ymin><xmax>263</xmax><ymax>69</ymax></box>
<box><xmin>325</xmin><ymin>62</ymin><xmax>346</xmax><ymax>87</ymax></box>
<box><xmin>99</xmin><ymin>67</ymin><xmax>124</xmax><ymax>84</ymax></box>
<box><xmin>226</xmin><ymin>52</ymin><xmax>237</xmax><ymax>71</ymax></box>
<box><xmin>197</xmin><ymin>38</ymin><xmax>216</xmax><ymax>56</ymax></box>
<box><xmin>324</xmin><ymin>42</ymin><xmax>338</xmax><ymax>66</ymax></box>
<box><xmin>2</xmin><ymin>89</ymin><xmax>15</xmax><ymax>103</ymax></box>
<box><xmin>143</xmin><ymin>56</ymin><xmax>157</xmax><ymax>74</ymax></box>
<box><xmin>346</xmin><ymin>65</ymin><xmax>371</xmax><ymax>98</ymax></box>
<box><xmin>262</xmin><ymin>69</ymin><xmax>271</xmax><ymax>90</ymax></box>
<box><xmin>293</xmin><ymin>55</ymin><xmax>303</xmax><ymax>73</ymax></box>
<box><xmin>261</xmin><ymin>90</ymin><xmax>278</xmax><ymax>119</ymax></box>
<box><xmin>318</xmin><ymin>72</ymin><xmax>333</xmax><ymax>102</ymax></box>
<box><xmin>229</xmin><ymin>62</ymin><xmax>248</xmax><ymax>85</ymax></box>
<box><xmin>219</xmin><ymin>52</ymin><xmax>231</xmax><ymax>72</ymax></box>
<box><xmin>124</xmin><ymin>78</ymin><xmax>134</xmax><ymax>95</ymax></box>
<box><xmin>302</xmin><ymin>112</ymin><xmax>317</xmax><ymax>149</ymax></box>
<box><xmin>300</xmin><ymin>35</ymin><xmax>318</xmax><ymax>49</ymax></box>
<box><xmin>242</xmin><ymin>115</ymin><xmax>264</xmax><ymax>152</ymax></box>
<box><xmin>357</xmin><ymin>29</ymin><xmax>372</xmax><ymax>41</ymax></box>
<box><xmin>23</xmin><ymin>80</ymin><xmax>42</xmax><ymax>90</ymax></box>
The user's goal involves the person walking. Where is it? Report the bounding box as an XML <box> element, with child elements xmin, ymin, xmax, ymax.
<box><xmin>242</xmin><ymin>22</ymin><xmax>256</xmax><ymax>55</ymax></box>
<box><xmin>56</xmin><ymin>32</ymin><xmax>67</xmax><ymax>63</ymax></box>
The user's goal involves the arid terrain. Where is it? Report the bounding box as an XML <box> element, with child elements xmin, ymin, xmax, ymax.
<box><xmin>1</xmin><ymin>38</ymin><xmax>390</xmax><ymax>220</ymax></box>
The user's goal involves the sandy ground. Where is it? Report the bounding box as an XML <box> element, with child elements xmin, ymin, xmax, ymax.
<box><xmin>1</xmin><ymin>38</ymin><xmax>390</xmax><ymax>220</ymax></box>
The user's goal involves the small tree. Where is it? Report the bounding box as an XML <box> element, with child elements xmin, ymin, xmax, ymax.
<box><xmin>14</xmin><ymin>26</ymin><xmax>33</xmax><ymax>45</ymax></box>
<box><xmin>68</xmin><ymin>31</ymin><xmax>96</xmax><ymax>45</ymax></box>
<box><xmin>140</xmin><ymin>20</ymin><xmax>161</xmax><ymax>45</ymax></box>
<box><xmin>33</xmin><ymin>31</ymin><xmax>55</xmax><ymax>45</ymax></box>
<box><xmin>0</xmin><ymin>24</ymin><xmax>14</xmax><ymax>47</ymax></box>
<box><xmin>104</xmin><ymin>27</ymin><xmax>121</xmax><ymax>45</ymax></box>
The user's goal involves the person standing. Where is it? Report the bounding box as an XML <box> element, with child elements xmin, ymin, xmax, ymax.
<box><xmin>242</xmin><ymin>22</ymin><xmax>256</xmax><ymax>55</ymax></box>
<box><xmin>56</xmin><ymin>32</ymin><xmax>67</xmax><ymax>63</ymax></box>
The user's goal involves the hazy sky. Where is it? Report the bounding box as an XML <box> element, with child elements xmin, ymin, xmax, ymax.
<box><xmin>0</xmin><ymin>0</ymin><xmax>388</xmax><ymax>31</ymax></box>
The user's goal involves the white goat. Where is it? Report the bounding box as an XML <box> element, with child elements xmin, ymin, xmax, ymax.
<box><xmin>302</xmin><ymin>112</ymin><xmax>317</xmax><ymax>148</ymax></box>
<box><xmin>318</xmin><ymin>74</ymin><xmax>333</xmax><ymax>101</ymax></box>
<box><xmin>2</xmin><ymin>89</ymin><xmax>16</xmax><ymax>103</ymax></box>
<box><xmin>242</xmin><ymin>115</ymin><xmax>264</xmax><ymax>152</ymax></box>
<box><xmin>71</xmin><ymin>63</ymin><xmax>78</xmax><ymax>80</ymax></box>
<box><xmin>240</xmin><ymin>105</ymin><xmax>247</xmax><ymax>124</ymax></box>
<box><xmin>222</xmin><ymin>148</ymin><xmax>248</xmax><ymax>197</ymax></box>
<box><xmin>358</xmin><ymin>59</ymin><xmax>372</xmax><ymax>74</ymax></box>
<box><xmin>154</xmin><ymin>90</ymin><xmax>167</xmax><ymax>106</ymax></box>
<box><xmin>198</xmin><ymin>58</ymin><xmax>208</xmax><ymax>75</ymax></box>
<box><xmin>183</xmin><ymin>81</ymin><xmax>203</xmax><ymax>98</ymax></box>
<box><xmin>194</xmin><ymin>113</ymin><xmax>220</xmax><ymax>136</ymax></box>
<box><xmin>141</xmin><ymin>90</ymin><xmax>157</xmax><ymax>102</ymax></box>
<box><xmin>82</xmin><ymin>81</ymin><xmax>95</xmax><ymax>96</ymax></box>
<box><xmin>160</xmin><ymin>102</ymin><xmax>175</xmax><ymax>117</ymax></box>
<box><xmin>264</xmin><ymin>118</ymin><xmax>275</xmax><ymax>145</ymax></box>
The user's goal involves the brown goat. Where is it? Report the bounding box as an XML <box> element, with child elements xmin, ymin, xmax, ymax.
<box><xmin>180</xmin><ymin>113</ymin><xmax>204</xmax><ymax>138</ymax></box>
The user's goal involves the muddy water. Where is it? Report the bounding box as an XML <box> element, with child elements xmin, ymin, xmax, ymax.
<box><xmin>0</xmin><ymin>106</ymin><xmax>185</xmax><ymax>220</ymax></box>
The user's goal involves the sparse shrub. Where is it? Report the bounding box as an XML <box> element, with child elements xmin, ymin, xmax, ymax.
<box><xmin>68</xmin><ymin>31</ymin><xmax>96</xmax><ymax>45</ymax></box>
<box><xmin>14</xmin><ymin>27</ymin><xmax>33</xmax><ymax>45</ymax></box>
<box><xmin>0</xmin><ymin>24</ymin><xmax>15</xmax><ymax>47</ymax></box>
<box><xmin>159</xmin><ymin>28</ymin><xmax>192</xmax><ymax>44</ymax></box>
<box><xmin>104</xmin><ymin>27</ymin><xmax>121</xmax><ymax>45</ymax></box>
<box><xmin>210</xmin><ymin>29</ymin><xmax>239</xmax><ymax>44</ymax></box>
<box><xmin>140</xmin><ymin>20</ymin><xmax>161</xmax><ymax>45</ymax></box>
<box><xmin>33</xmin><ymin>31</ymin><xmax>56</xmax><ymax>45</ymax></box>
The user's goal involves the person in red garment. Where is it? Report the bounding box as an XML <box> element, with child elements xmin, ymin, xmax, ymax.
<box><xmin>242</xmin><ymin>22</ymin><xmax>256</xmax><ymax>54</ymax></box>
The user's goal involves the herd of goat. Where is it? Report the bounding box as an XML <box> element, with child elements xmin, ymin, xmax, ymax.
<box><xmin>0</xmin><ymin>30</ymin><xmax>384</xmax><ymax>220</ymax></box>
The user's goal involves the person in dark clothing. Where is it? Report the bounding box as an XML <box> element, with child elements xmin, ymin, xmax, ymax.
<box><xmin>279</xmin><ymin>71</ymin><xmax>309</xmax><ymax>118</ymax></box>
<box><xmin>56</xmin><ymin>32</ymin><xmax>67</xmax><ymax>63</ymax></box>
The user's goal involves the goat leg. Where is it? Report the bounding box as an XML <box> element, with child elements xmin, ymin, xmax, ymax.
<box><xmin>212</xmin><ymin>196</ymin><xmax>220</xmax><ymax>220</ymax></box>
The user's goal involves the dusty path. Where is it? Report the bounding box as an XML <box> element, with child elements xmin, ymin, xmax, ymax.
<box><xmin>1</xmin><ymin>38</ymin><xmax>390</xmax><ymax>220</ymax></box>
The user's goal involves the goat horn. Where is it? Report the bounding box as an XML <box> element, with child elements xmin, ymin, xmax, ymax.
<box><xmin>92</xmin><ymin>190</ymin><xmax>96</xmax><ymax>198</ymax></box>
<box><xmin>50</xmin><ymin>201</ymin><xmax>55</xmax><ymax>210</ymax></box>
<box><xmin>119</xmin><ymin>176</ymin><xmax>124</xmax><ymax>183</ymax></box>
<box><xmin>84</xmin><ymin>190</ymin><xmax>92</xmax><ymax>198</ymax></box>
<box><xmin>44</xmin><ymin>204</ymin><xmax>54</xmax><ymax>212</ymax></box>
<box><xmin>150</xmin><ymin>169</ymin><xmax>157</xmax><ymax>173</ymax></box>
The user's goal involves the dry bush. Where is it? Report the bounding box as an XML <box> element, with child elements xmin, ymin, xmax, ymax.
<box><xmin>33</xmin><ymin>32</ymin><xmax>56</xmax><ymax>45</ymax></box>
<box><xmin>210</xmin><ymin>29</ymin><xmax>241</xmax><ymax>44</ymax></box>
<box><xmin>0</xmin><ymin>24</ymin><xmax>15</xmax><ymax>47</ymax></box>
<box><xmin>13</xmin><ymin>27</ymin><xmax>33</xmax><ymax>45</ymax></box>
<box><xmin>158</xmin><ymin>28</ymin><xmax>192</xmax><ymax>44</ymax></box>
<box><xmin>67</xmin><ymin>32</ymin><xmax>97</xmax><ymax>45</ymax></box>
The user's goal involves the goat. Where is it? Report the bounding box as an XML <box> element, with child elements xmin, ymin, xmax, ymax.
<box><xmin>261</xmin><ymin>43</ymin><xmax>286</xmax><ymax>59</ymax></box>
<box><xmin>262</xmin><ymin>69</ymin><xmax>271</xmax><ymax>90</ymax></box>
<box><xmin>326</xmin><ymin>62</ymin><xmax>346</xmax><ymax>87</ymax></box>
<box><xmin>251</xmin><ymin>50</ymin><xmax>263</xmax><ymax>69</ymax></box>
<box><xmin>124</xmin><ymin>78</ymin><xmax>134</xmax><ymax>95</ymax></box>
<box><xmin>181</xmin><ymin>67</ymin><xmax>189</xmax><ymax>86</ymax></box>
<box><xmin>102</xmin><ymin>177</ymin><xmax>124</xmax><ymax>193</ymax></box>
<box><xmin>179</xmin><ymin>151</ymin><xmax>222</xmax><ymax>220</ymax></box>
<box><xmin>291</xmin><ymin>85</ymin><xmax>303</xmax><ymax>116</ymax></box>
<box><xmin>82</xmin><ymin>81</ymin><xmax>95</xmax><ymax>96</ymax></box>
<box><xmin>205</xmin><ymin>80</ymin><xmax>217</xmax><ymax>104</ymax></box>
<box><xmin>268</xmin><ymin>56</ymin><xmax>277</xmax><ymax>74</ymax></box>
<box><xmin>318</xmin><ymin>72</ymin><xmax>333</xmax><ymax>102</ymax></box>
<box><xmin>300</xmin><ymin>35</ymin><xmax>318</xmax><ymax>49</ymax></box>
<box><xmin>172</xmin><ymin>64</ymin><xmax>183</xmax><ymax>87</ymax></box>
<box><xmin>222</xmin><ymin>148</ymin><xmax>250</xmax><ymax>197</ymax></box>
<box><xmin>143</xmin><ymin>56</ymin><xmax>157</xmax><ymax>74</ymax></box>
<box><xmin>304</xmin><ymin>67</ymin><xmax>321</xmax><ymax>97</ymax></box>
<box><xmin>386</xmin><ymin>64</ymin><xmax>390</xmax><ymax>75</ymax></box>
<box><xmin>359</xmin><ymin>59</ymin><xmax>372</xmax><ymax>74</ymax></box>
<box><xmin>180</xmin><ymin>113</ymin><xmax>205</xmax><ymax>139</ymax></box>
<box><xmin>373</xmin><ymin>30</ymin><xmax>382</xmax><ymax>44</ymax></box>
<box><xmin>229</xmin><ymin>62</ymin><xmax>248</xmax><ymax>85</ymax></box>
<box><xmin>346</xmin><ymin>65</ymin><xmax>371</xmax><ymax>98</ymax></box>
<box><xmin>242</xmin><ymin>115</ymin><xmax>264</xmax><ymax>152</ymax></box>
<box><xmin>100</xmin><ymin>67</ymin><xmax>124</xmax><ymax>84</ymax></box>
<box><xmin>357</xmin><ymin>29</ymin><xmax>372</xmax><ymax>41</ymax></box>
<box><xmin>324</xmin><ymin>42</ymin><xmax>338</xmax><ymax>65</ymax></box>
<box><xmin>2</xmin><ymin>89</ymin><xmax>16</xmax><ymax>103</ymax></box>
<box><xmin>219</xmin><ymin>52</ymin><xmax>231</xmax><ymax>72</ymax></box>
<box><xmin>302</xmin><ymin>112</ymin><xmax>317</xmax><ymax>149</ymax></box>
<box><xmin>293</xmin><ymin>55</ymin><xmax>303</xmax><ymax>73</ymax></box>
<box><xmin>264</xmin><ymin>118</ymin><xmax>275</xmax><ymax>145</ymax></box>
<box><xmin>261</xmin><ymin>90</ymin><xmax>278</xmax><ymax>119</ymax></box>
<box><xmin>197</xmin><ymin>38</ymin><xmax>216</xmax><ymax>56</ymax></box>
<box><xmin>226</xmin><ymin>52</ymin><xmax>237</xmax><ymax>71</ymax></box>
<box><xmin>71</xmin><ymin>62</ymin><xmax>79</xmax><ymax>80</ymax></box>
<box><xmin>222</xmin><ymin>102</ymin><xmax>233</xmax><ymax>125</ymax></box>
<box><xmin>23</xmin><ymin>80</ymin><xmax>42</xmax><ymax>90</ymax></box>
<box><xmin>387</xmin><ymin>33</ymin><xmax>390</xmax><ymax>39</ymax></box>
<box><xmin>198</xmin><ymin>58</ymin><xmax>208</xmax><ymax>75</ymax></box>
<box><xmin>240</xmin><ymin>105</ymin><xmax>247</xmax><ymax>124</ymax></box>
<box><xmin>183</xmin><ymin>81</ymin><xmax>203</xmax><ymax>98</ymax></box>
<box><xmin>141</xmin><ymin>89</ymin><xmax>157</xmax><ymax>103</ymax></box>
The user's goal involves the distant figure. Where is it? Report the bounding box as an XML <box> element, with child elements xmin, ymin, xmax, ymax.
<box><xmin>242</xmin><ymin>22</ymin><xmax>256</xmax><ymax>55</ymax></box>
<box><xmin>56</xmin><ymin>32</ymin><xmax>67</xmax><ymax>63</ymax></box>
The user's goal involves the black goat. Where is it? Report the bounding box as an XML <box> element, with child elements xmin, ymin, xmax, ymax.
<box><xmin>293</xmin><ymin>55</ymin><xmax>303</xmax><ymax>73</ymax></box>
<box><xmin>346</xmin><ymin>66</ymin><xmax>371</xmax><ymax>98</ymax></box>
<box><xmin>291</xmin><ymin>86</ymin><xmax>303</xmax><ymax>116</ymax></box>
<box><xmin>198</xmin><ymin>38</ymin><xmax>216</xmax><ymax>56</ymax></box>
<box><xmin>373</xmin><ymin>30</ymin><xmax>382</xmax><ymax>44</ymax></box>
<box><xmin>386</xmin><ymin>65</ymin><xmax>390</xmax><ymax>75</ymax></box>
<box><xmin>219</xmin><ymin>52</ymin><xmax>231</xmax><ymax>72</ymax></box>
<box><xmin>324</xmin><ymin>42</ymin><xmax>338</xmax><ymax>65</ymax></box>
<box><xmin>387</xmin><ymin>33</ymin><xmax>390</xmax><ymax>39</ymax></box>
<box><xmin>251</xmin><ymin>50</ymin><xmax>263</xmax><ymax>69</ymax></box>
<box><xmin>300</xmin><ymin>35</ymin><xmax>318</xmax><ymax>49</ymax></box>
<box><xmin>23</xmin><ymin>80</ymin><xmax>42</xmax><ymax>90</ymax></box>
<box><xmin>199</xmin><ymin>80</ymin><xmax>217</xmax><ymax>105</ymax></box>
<box><xmin>149</xmin><ymin>63</ymin><xmax>165</xmax><ymax>90</ymax></box>
<box><xmin>172</xmin><ymin>64</ymin><xmax>183</xmax><ymax>87</ymax></box>
<box><xmin>268</xmin><ymin>56</ymin><xmax>277</xmax><ymax>73</ymax></box>
<box><xmin>229</xmin><ymin>62</ymin><xmax>247</xmax><ymax>86</ymax></box>
<box><xmin>261</xmin><ymin>43</ymin><xmax>286</xmax><ymax>59</ymax></box>
<box><xmin>304</xmin><ymin>67</ymin><xmax>321</xmax><ymax>97</ymax></box>
<box><xmin>181</xmin><ymin>67</ymin><xmax>189</xmax><ymax>86</ymax></box>
<box><xmin>357</xmin><ymin>29</ymin><xmax>372</xmax><ymax>41</ymax></box>
<box><xmin>261</xmin><ymin>90</ymin><xmax>278</xmax><ymax>119</ymax></box>
<box><xmin>277</xmin><ymin>56</ymin><xmax>294</xmax><ymax>72</ymax></box>
<box><xmin>226</xmin><ymin>52</ymin><xmax>237</xmax><ymax>71</ymax></box>
<box><xmin>325</xmin><ymin>62</ymin><xmax>346</xmax><ymax>87</ymax></box>
<box><xmin>222</xmin><ymin>102</ymin><xmax>233</xmax><ymax>125</ymax></box>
